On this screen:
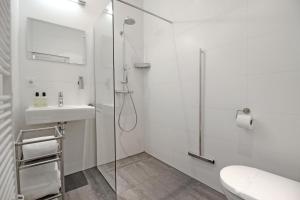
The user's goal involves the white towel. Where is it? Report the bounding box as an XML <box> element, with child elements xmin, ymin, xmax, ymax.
<box><xmin>20</xmin><ymin>163</ymin><xmax>61</xmax><ymax>200</ymax></box>
<box><xmin>22</xmin><ymin>136</ymin><xmax>59</xmax><ymax>160</ymax></box>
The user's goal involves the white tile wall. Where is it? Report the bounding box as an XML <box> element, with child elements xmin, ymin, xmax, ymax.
<box><xmin>142</xmin><ymin>0</ymin><xmax>300</xmax><ymax>192</ymax></box>
<box><xmin>114</xmin><ymin>0</ymin><xmax>145</xmax><ymax>160</ymax></box>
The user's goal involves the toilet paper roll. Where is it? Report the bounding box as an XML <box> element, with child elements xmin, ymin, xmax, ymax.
<box><xmin>236</xmin><ymin>114</ymin><xmax>253</xmax><ymax>129</ymax></box>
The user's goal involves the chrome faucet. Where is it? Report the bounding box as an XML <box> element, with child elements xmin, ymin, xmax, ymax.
<box><xmin>58</xmin><ymin>91</ymin><xmax>63</xmax><ymax>107</ymax></box>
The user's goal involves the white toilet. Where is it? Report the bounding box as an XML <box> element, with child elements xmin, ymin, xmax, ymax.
<box><xmin>220</xmin><ymin>165</ymin><xmax>300</xmax><ymax>200</ymax></box>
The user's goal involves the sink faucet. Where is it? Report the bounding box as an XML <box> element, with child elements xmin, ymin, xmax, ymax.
<box><xmin>58</xmin><ymin>91</ymin><xmax>63</xmax><ymax>107</ymax></box>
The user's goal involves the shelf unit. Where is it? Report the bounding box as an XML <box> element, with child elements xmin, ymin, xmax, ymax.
<box><xmin>15</xmin><ymin>126</ymin><xmax>65</xmax><ymax>200</ymax></box>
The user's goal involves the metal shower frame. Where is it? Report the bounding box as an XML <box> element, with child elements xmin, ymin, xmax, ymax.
<box><xmin>115</xmin><ymin>0</ymin><xmax>173</xmax><ymax>24</ymax></box>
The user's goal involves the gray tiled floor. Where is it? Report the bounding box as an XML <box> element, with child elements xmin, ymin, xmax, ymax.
<box><xmin>99</xmin><ymin>152</ymin><xmax>226</xmax><ymax>200</ymax></box>
<box><xmin>65</xmin><ymin>153</ymin><xmax>225</xmax><ymax>200</ymax></box>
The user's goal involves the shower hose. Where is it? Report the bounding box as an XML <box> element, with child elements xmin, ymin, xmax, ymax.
<box><xmin>117</xmin><ymin>84</ymin><xmax>138</xmax><ymax>132</ymax></box>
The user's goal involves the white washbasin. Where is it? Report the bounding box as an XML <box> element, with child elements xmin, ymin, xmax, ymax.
<box><xmin>25</xmin><ymin>105</ymin><xmax>95</xmax><ymax>125</ymax></box>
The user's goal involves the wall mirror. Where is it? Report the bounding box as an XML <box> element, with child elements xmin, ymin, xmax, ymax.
<box><xmin>27</xmin><ymin>18</ymin><xmax>86</xmax><ymax>65</ymax></box>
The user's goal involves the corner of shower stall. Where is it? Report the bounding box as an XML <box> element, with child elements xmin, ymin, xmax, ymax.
<box><xmin>94</xmin><ymin>0</ymin><xmax>204</xmax><ymax>199</ymax></box>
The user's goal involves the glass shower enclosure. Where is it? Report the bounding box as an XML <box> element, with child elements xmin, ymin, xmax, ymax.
<box><xmin>94</xmin><ymin>0</ymin><xmax>207</xmax><ymax>198</ymax></box>
<box><xmin>94</xmin><ymin>0</ymin><xmax>116</xmax><ymax>191</ymax></box>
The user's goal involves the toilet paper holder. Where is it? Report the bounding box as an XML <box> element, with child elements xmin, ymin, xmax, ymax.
<box><xmin>236</xmin><ymin>108</ymin><xmax>251</xmax><ymax>118</ymax></box>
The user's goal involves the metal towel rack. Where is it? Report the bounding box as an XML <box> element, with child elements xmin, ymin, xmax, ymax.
<box><xmin>188</xmin><ymin>48</ymin><xmax>215</xmax><ymax>164</ymax></box>
<box><xmin>15</xmin><ymin>126</ymin><xmax>65</xmax><ymax>200</ymax></box>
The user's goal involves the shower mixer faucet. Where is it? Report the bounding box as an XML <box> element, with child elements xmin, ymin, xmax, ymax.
<box><xmin>121</xmin><ymin>66</ymin><xmax>129</xmax><ymax>84</ymax></box>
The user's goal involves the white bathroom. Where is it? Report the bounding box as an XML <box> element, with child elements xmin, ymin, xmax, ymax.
<box><xmin>0</xmin><ymin>0</ymin><xmax>300</xmax><ymax>200</ymax></box>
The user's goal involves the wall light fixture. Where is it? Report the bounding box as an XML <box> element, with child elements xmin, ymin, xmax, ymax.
<box><xmin>69</xmin><ymin>0</ymin><xmax>86</xmax><ymax>6</ymax></box>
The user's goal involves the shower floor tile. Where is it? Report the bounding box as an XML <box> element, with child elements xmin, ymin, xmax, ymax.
<box><xmin>99</xmin><ymin>152</ymin><xmax>226</xmax><ymax>200</ymax></box>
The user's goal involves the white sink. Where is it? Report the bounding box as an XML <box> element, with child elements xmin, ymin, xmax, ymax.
<box><xmin>25</xmin><ymin>105</ymin><xmax>95</xmax><ymax>125</ymax></box>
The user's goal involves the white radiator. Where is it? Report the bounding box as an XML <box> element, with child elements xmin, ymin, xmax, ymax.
<box><xmin>0</xmin><ymin>0</ymin><xmax>17</xmax><ymax>199</ymax></box>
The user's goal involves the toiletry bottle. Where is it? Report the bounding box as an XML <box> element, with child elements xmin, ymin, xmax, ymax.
<box><xmin>33</xmin><ymin>92</ymin><xmax>40</xmax><ymax>107</ymax></box>
<box><xmin>41</xmin><ymin>92</ymin><xmax>48</xmax><ymax>107</ymax></box>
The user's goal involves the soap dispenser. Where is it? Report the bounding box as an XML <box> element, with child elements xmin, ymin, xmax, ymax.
<box><xmin>41</xmin><ymin>92</ymin><xmax>48</xmax><ymax>107</ymax></box>
<box><xmin>33</xmin><ymin>92</ymin><xmax>40</xmax><ymax>107</ymax></box>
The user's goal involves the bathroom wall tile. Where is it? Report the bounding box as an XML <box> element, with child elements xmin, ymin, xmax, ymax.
<box><xmin>143</xmin><ymin>0</ymin><xmax>300</xmax><ymax>194</ymax></box>
<box><xmin>247</xmin><ymin>71</ymin><xmax>300</xmax><ymax>115</ymax></box>
<box><xmin>246</xmin><ymin>0</ymin><xmax>300</xmax><ymax>75</ymax></box>
<box><xmin>250</xmin><ymin>113</ymin><xmax>300</xmax><ymax>180</ymax></box>
<box><xmin>114</xmin><ymin>0</ymin><xmax>146</xmax><ymax>160</ymax></box>
<box><xmin>24</xmin><ymin>80</ymin><xmax>88</xmax><ymax>106</ymax></box>
<box><xmin>116</xmin><ymin>128</ymin><xmax>145</xmax><ymax>160</ymax></box>
<box><xmin>144</xmin><ymin>43</ymin><xmax>179</xmax><ymax>86</ymax></box>
<box><xmin>203</xmin><ymin>108</ymin><xmax>239</xmax><ymax>142</ymax></box>
<box><xmin>144</xmin><ymin>125</ymin><xmax>173</xmax><ymax>164</ymax></box>
<box><xmin>143</xmin><ymin>0</ymin><xmax>247</xmax><ymax>26</ymax></box>
<box><xmin>205</xmin><ymin>74</ymin><xmax>247</xmax><ymax>110</ymax></box>
<box><xmin>246</xmin><ymin>0</ymin><xmax>300</xmax><ymax>39</ymax></box>
<box><xmin>144</xmin><ymin>83</ymin><xmax>185</xmax><ymax>128</ymax></box>
<box><xmin>24</xmin><ymin>63</ymin><xmax>87</xmax><ymax>83</ymax></box>
<box><xmin>246</xmin><ymin>32</ymin><xmax>300</xmax><ymax>76</ymax></box>
<box><xmin>206</xmin><ymin>42</ymin><xmax>247</xmax><ymax>77</ymax></box>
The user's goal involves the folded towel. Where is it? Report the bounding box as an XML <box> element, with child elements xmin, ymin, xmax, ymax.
<box><xmin>20</xmin><ymin>163</ymin><xmax>61</xmax><ymax>200</ymax></box>
<box><xmin>22</xmin><ymin>136</ymin><xmax>59</xmax><ymax>160</ymax></box>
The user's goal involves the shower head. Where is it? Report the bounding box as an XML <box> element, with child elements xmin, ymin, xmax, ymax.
<box><xmin>124</xmin><ymin>17</ymin><xmax>135</xmax><ymax>25</ymax></box>
<box><xmin>120</xmin><ymin>17</ymin><xmax>135</xmax><ymax>36</ymax></box>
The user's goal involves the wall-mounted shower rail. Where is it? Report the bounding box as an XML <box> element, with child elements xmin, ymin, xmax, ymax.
<box><xmin>115</xmin><ymin>0</ymin><xmax>173</xmax><ymax>24</ymax></box>
<box><xmin>188</xmin><ymin>48</ymin><xmax>215</xmax><ymax>164</ymax></box>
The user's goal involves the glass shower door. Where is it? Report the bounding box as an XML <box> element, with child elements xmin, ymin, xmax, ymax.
<box><xmin>94</xmin><ymin>0</ymin><xmax>116</xmax><ymax>192</ymax></box>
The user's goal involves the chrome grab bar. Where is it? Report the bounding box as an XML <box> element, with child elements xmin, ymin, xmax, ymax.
<box><xmin>188</xmin><ymin>48</ymin><xmax>215</xmax><ymax>164</ymax></box>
